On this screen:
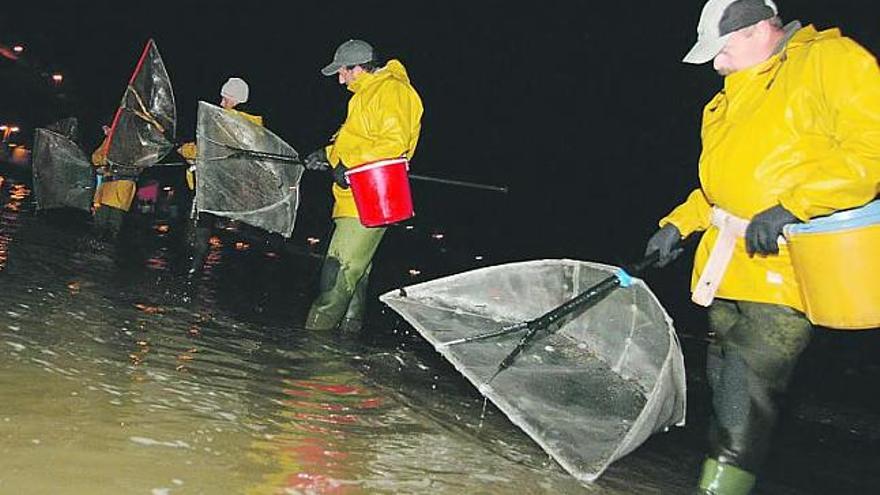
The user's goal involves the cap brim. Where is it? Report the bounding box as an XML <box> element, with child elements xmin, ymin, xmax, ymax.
<box><xmin>682</xmin><ymin>34</ymin><xmax>730</xmax><ymax>64</ymax></box>
<box><xmin>320</xmin><ymin>62</ymin><xmax>342</xmax><ymax>76</ymax></box>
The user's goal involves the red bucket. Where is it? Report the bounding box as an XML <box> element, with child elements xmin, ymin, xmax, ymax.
<box><xmin>345</xmin><ymin>158</ymin><xmax>414</xmax><ymax>227</ymax></box>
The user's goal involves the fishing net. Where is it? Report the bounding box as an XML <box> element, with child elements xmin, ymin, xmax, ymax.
<box><xmin>105</xmin><ymin>39</ymin><xmax>176</xmax><ymax>171</ymax></box>
<box><xmin>381</xmin><ymin>259</ymin><xmax>687</xmax><ymax>483</ymax></box>
<box><xmin>195</xmin><ymin>101</ymin><xmax>303</xmax><ymax>238</ymax></box>
<box><xmin>31</xmin><ymin>128</ymin><xmax>95</xmax><ymax>211</ymax></box>
<box><xmin>44</xmin><ymin>117</ymin><xmax>79</xmax><ymax>144</ymax></box>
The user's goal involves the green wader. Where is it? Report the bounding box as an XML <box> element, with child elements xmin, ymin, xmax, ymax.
<box><xmin>699</xmin><ymin>299</ymin><xmax>814</xmax><ymax>495</ymax></box>
<box><xmin>305</xmin><ymin>217</ymin><xmax>386</xmax><ymax>331</ymax></box>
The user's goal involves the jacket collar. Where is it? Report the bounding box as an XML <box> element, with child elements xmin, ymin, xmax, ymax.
<box><xmin>723</xmin><ymin>24</ymin><xmax>836</xmax><ymax>93</ymax></box>
<box><xmin>348</xmin><ymin>59</ymin><xmax>410</xmax><ymax>93</ymax></box>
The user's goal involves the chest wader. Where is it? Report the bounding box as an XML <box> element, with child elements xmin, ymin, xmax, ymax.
<box><xmin>698</xmin><ymin>299</ymin><xmax>813</xmax><ymax>494</ymax></box>
<box><xmin>305</xmin><ymin>217</ymin><xmax>386</xmax><ymax>331</ymax></box>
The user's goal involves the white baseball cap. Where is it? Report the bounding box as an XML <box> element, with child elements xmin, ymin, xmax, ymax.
<box><xmin>683</xmin><ymin>0</ymin><xmax>779</xmax><ymax>64</ymax></box>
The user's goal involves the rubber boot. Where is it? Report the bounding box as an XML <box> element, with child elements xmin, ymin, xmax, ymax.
<box><xmin>697</xmin><ymin>458</ymin><xmax>756</xmax><ymax>495</ymax></box>
<box><xmin>337</xmin><ymin>265</ymin><xmax>372</xmax><ymax>333</ymax></box>
<box><xmin>187</xmin><ymin>214</ymin><xmax>216</xmax><ymax>275</ymax></box>
<box><xmin>188</xmin><ymin>223</ymin><xmax>212</xmax><ymax>275</ymax></box>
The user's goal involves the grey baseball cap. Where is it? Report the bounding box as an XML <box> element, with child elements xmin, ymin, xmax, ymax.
<box><xmin>683</xmin><ymin>0</ymin><xmax>779</xmax><ymax>64</ymax></box>
<box><xmin>321</xmin><ymin>39</ymin><xmax>375</xmax><ymax>76</ymax></box>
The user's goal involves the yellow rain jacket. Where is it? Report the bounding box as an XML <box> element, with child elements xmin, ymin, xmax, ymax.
<box><xmin>661</xmin><ymin>25</ymin><xmax>880</xmax><ymax>311</ymax></box>
<box><xmin>91</xmin><ymin>135</ymin><xmax>137</xmax><ymax>212</ymax></box>
<box><xmin>325</xmin><ymin>59</ymin><xmax>424</xmax><ymax>218</ymax></box>
<box><xmin>178</xmin><ymin>108</ymin><xmax>264</xmax><ymax>190</ymax></box>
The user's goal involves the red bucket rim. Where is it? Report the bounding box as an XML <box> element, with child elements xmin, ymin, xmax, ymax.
<box><xmin>345</xmin><ymin>158</ymin><xmax>409</xmax><ymax>177</ymax></box>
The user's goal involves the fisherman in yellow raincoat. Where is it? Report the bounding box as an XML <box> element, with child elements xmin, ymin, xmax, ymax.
<box><xmin>643</xmin><ymin>1</ymin><xmax>880</xmax><ymax>493</ymax></box>
<box><xmin>91</xmin><ymin>125</ymin><xmax>137</xmax><ymax>240</ymax></box>
<box><xmin>178</xmin><ymin>77</ymin><xmax>263</xmax><ymax>274</ymax></box>
<box><xmin>302</xmin><ymin>40</ymin><xmax>423</xmax><ymax>332</ymax></box>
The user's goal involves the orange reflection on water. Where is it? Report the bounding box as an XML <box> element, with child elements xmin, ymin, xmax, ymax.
<box><xmin>9</xmin><ymin>184</ymin><xmax>29</xmax><ymax>200</ymax></box>
<box><xmin>0</xmin><ymin>233</ymin><xmax>10</xmax><ymax>272</ymax></box>
<box><xmin>134</xmin><ymin>303</ymin><xmax>163</xmax><ymax>314</ymax></box>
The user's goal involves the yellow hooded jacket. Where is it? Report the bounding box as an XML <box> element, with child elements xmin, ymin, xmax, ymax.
<box><xmin>178</xmin><ymin>108</ymin><xmax>264</xmax><ymax>189</ymax></box>
<box><xmin>325</xmin><ymin>59</ymin><xmax>424</xmax><ymax>219</ymax></box>
<box><xmin>91</xmin><ymin>135</ymin><xmax>137</xmax><ymax>211</ymax></box>
<box><xmin>661</xmin><ymin>25</ymin><xmax>880</xmax><ymax>311</ymax></box>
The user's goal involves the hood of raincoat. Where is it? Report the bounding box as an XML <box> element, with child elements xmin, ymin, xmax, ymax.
<box><xmin>660</xmin><ymin>25</ymin><xmax>880</xmax><ymax>310</ymax></box>
<box><xmin>326</xmin><ymin>59</ymin><xmax>424</xmax><ymax>219</ymax></box>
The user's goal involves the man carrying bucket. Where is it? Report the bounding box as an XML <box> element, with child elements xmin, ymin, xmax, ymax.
<box><xmin>643</xmin><ymin>1</ymin><xmax>880</xmax><ymax>493</ymax></box>
<box><xmin>303</xmin><ymin>39</ymin><xmax>423</xmax><ymax>332</ymax></box>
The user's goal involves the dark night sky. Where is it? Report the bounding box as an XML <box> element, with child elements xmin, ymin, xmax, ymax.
<box><xmin>2</xmin><ymin>0</ymin><xmax>878</xmax><ymax>270</ymax></box>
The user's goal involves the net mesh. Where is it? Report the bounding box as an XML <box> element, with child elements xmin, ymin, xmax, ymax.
<box><xmin>32</xmin><ymin>128</ymin><xmax>95</xmax><ymax>212</ymax></box>
<box><xmin>195</xmin><ymin>101</ymin><xmax>303</xmax><ymax>238</ymax></box>
<box><xmin>106</xmin><ymin>39</ymin><xmax>176</xmax><ymax>171</ymax></box>
<box><xmin>380</xmin><ymin>259</ymin><xmax>687</xmax><ymax>483</ymax></box>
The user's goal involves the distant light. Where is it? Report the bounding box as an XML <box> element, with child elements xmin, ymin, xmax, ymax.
<box><xmin>10</xmin><ymin>127</ymin><xmax>19</xmax><ymax>132</ymax></box>
<box><xmin>234</xmin><ymin>241</ymin><xmax>250</xmax><ymax>251</ymax></box>
<box><xmin>431</xmin><ymin>233</ymin><xmax>445</xmax><ymax>240</ymax></box>
<box><xmin>12</xmin><ymin>45</ymin><xmax>24</xmax><ymax>54</ymax></box>
<box><xmin>408</xmin><ymin>268</ymin><xmax>421</xmax><ymax>276</ymax></box>
<box><xmin>405</xmin><ymin>225</ymin><xmax>414</xmax><ymax>230</ymax></box>
<box><xmin>162</xmin><ymin>186</ymin><xmax>172</xmax><ymax>191</ymax></box>
<box><xmin>306</xmin><ymin>237</ymin><xmax>320</xmax><ymax>245</ymax></box>
<box><xmin>474</xmin><ymin>255</ymin><xmax>484</xmax><ymax>261</ymax></box>
<box><xmin>51</xmin><ymin>73</ymin><xmax>63</xmax><ymax>83</ymax></box>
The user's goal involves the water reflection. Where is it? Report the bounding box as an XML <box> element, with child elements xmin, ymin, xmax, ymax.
<box><xmin>8</xmin><ymin>170</ymin><xmax>870</xmax><ymax>494</ymax></box>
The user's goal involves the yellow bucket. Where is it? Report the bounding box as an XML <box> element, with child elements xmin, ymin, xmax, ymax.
<box><xmin>784</xmin><ymin>200</ymin><xmax>880</xmax><ymax>330</ymax></box>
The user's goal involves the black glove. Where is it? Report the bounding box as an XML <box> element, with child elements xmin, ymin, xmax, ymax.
<box><xmin>304</xmin><ymin>148</ymin><xmax>330</xmax><ymax>171</ymax></box>
<box><xmin>745</xmin><ymin>204</ymin><xmax>798</xmax><ymax>256</ymax></box>
<box><xmin>645</xmin><ymin>224</ymin><xmax>683</xmax><ymax>267</ymax></box>
<box><xmin>331</xmin><ymin>163</ymin><xmax>350</xmax><ymax>189</ymax></box>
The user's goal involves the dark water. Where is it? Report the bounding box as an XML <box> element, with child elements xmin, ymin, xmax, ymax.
<box><xmin>0</xmin><ymin>169</ymin><xmax>878</xmax><ymax>494</ymax></box>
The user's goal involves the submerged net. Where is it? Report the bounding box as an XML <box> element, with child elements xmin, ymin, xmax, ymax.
<box><xmin>31</xmin><ymin>128</ymin><xmax>95</xmax><ymax>212</ymax></box>
<box><xmin>380</xmin><ymin>259</ymin><xmax>687</xmax><ymax>483</ymax></box>
<box><xmin>195</xmin><ymin>101</ymin><xmax>303</xmax><ymax>238</ymax></box>
<box><xmin>105</xmin><ymin>39</ymin><xmax>176</xmax><ymax>171</ymax></box>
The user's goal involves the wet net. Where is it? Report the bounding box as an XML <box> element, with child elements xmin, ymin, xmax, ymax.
<box><xmin>380</xmin><ymin>259</ymin><xmax>687</xmax><ymax>483</ymax></box>
<box><xmin>195</xmin><ymin>101</ymin><xmax>303</xmax><ymax>238</ymax></box>
<box><xmin>105</xmin><ymin>39</ymin><xmax>176</xmax><ymax>171</ymax></box>
<box><xmin>31</xmin><ymin>128</ymin><xmax>95</xmax><ymax>212</ymax></box>
<box><xmin>44</xmin><ymin>117</ymin><xmax>79</xmax><ymax>144</ymax></box>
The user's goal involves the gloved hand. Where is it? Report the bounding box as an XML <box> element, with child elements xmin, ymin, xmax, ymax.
<box><xmin>745</xmin><ymin>204</ymin><xmax>798</xmax><ymax>256</ymax></box>
<box><xmin>645</xmin><ymin>224</ymin><xmax>683</xmax><ymax>267</ymax></box>
<box><xmin>332</xmin><ymin>163</ymin><xmax>350</xmax><ymax>189</ymax></box>
<box><xmin>304</xmin><ymin>148</ymin><xmax>330</xmax><ymax>171</ymax></box>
